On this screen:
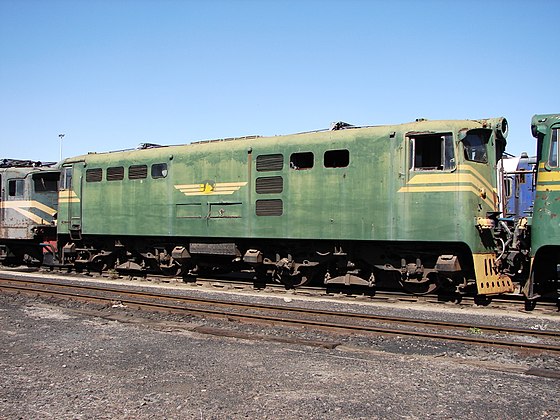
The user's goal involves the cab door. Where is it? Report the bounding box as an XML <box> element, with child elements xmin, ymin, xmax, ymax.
<box><xmin>58</xmin><ymin>163</ymin><xmax>83</xmax><ymax>239</ymax></box>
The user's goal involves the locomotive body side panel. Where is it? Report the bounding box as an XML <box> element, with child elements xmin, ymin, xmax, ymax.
<box><xmin>529</xmin><ymin>113</ymin><xmax>560</xmax><ymax>296</ymax></box>
<box><xmin>55</xmin><ymin>117</ymin><xmax>506</xmax><ymax>292</ymax></box>
<box><xmin>66</xmin><ymin>120</ymin><xmax>499</xmax><ymax>247</ymax></box>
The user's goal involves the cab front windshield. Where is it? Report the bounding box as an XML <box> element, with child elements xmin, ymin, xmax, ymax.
<box><xmin>462</xmin><ymin>129</ymin><xmax>490</xmax><ymax>163</ymax></box>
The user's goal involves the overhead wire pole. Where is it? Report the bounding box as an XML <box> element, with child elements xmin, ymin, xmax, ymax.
<box><xmin>58</xmin><ymin>133</ymin><xmax>65</xmax><ymax>161</ymax></box>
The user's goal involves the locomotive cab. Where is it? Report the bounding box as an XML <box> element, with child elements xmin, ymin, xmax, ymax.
<box><xmin>526</xmin><ymin>114</ymin><xmax>560</xmax><ymax>301</ymax></box>
<box><xmin>0</xmin><ymin>160</ymin><xmax>60</xmax><ymax>265</ymax></box>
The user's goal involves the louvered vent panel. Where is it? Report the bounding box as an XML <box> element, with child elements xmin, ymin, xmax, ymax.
<box><xmin>107</xmin><ymin>166</ymin><xmax>124</xmax><ymax>181</ymax></box>
<box><xmin>129</xmin><ymin>165</ymin><xmax>148</xmax><ymax>179</ymax></box>
<box><xmin>256</xmin><ymin>199</ymin><xmax>283</xmax><ymax>216</ymax></box>
<box><xmin>86</xmin><ymin>168</ymin><xmax>102</xmax><ymax>182</ymax></box>
<box><xmin>256</xmin><ymin>176</ymin><xmax>283</xmax><ymax>194</ymax></box>
<box><xmin>256</xmin><ymin>154</ymin><xmax>283</xmax><ymax>172</ymax></box>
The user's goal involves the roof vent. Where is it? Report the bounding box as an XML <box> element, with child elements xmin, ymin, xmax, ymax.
<box><xmin>137</xmin><ymin>143</ymin><xmax>164</xmax><ymax>150</ymax></box>
<box><xmin>330</xmin><ymin>121</ymin><xmax>353</xmax><ymax>131</ymax></box>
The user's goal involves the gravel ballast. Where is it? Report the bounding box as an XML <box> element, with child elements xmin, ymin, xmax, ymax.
<box><xmin>1</xmin><ymin>289</ymin><xmax>559</xmax><ymax>419</ymax></box>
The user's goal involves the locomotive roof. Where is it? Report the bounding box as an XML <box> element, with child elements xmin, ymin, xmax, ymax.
<box><xmin>0</xmin><ymin>159</ymin><xmax>57</xmax><ymax>168</ymax></box>
<box><xmin>532</xmin><ymin>113</ymin><xmax>560</xmax><ymax>125</ymax></box>
<box><xmin>531</xmin><ymin>113</ymin><xmax>560</xmax><ymax>138</ymax></box>
<box><xmin>61</xmin><ymin>117</ymin><xmax>507</xmax><ymax>165</ymax></box>
<box><xmin>0</xmin><ymin>165</ymin><xmax>60</xmax><ymax>175</ymax></box>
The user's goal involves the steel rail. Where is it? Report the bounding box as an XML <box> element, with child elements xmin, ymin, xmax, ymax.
<box><xmin>1</xmin><ymin>275</ymin><xmax>558</xmax><ymax>339</ymax></box>
<box><xmin>1</xmin><ymin>276</ymin><xmax>560</xmax><ymax>353</ymax></box>
<box><xmin>2</xmin><ymin>267</ymin><xmax>558</xmax><ymax>310</ymax></box>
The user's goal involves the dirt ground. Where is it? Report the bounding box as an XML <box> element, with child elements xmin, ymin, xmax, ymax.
<box><xmin>1</xmin><ymin>288</ymin><xmax>559</xmax><ymax>419</ymax></box>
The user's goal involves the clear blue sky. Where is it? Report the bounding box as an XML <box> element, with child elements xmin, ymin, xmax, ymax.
<box><xmin>1</xmin><ymin>0</ymin><xmax>558</xmax><ymax>162</ymax></box>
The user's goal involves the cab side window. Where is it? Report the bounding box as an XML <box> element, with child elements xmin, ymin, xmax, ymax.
<box><xmin>409</xmin><ymin>133</ymin><xmax>455</xmax><ymax>171</ymax></box>
<box><xmin>8</xmin><ymin>179</ymin><xmax>24</xmax><ymax>197</ymax></box>
<box><xmin>60</xmin><ymin>168</ymin><xmax>72</xmax><ymax>189</ymax></box>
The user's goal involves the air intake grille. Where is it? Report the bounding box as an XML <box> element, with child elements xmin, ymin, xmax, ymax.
<box><xmin>256</xmin><ymin>199</ymin><xmax>283</xmax><ymax>216</ymax></box>
<box><xmin>86</xmin><ymin>168</ymin><xmax>102</xmax><ymax>182</ymax></box>
<box><xmin>107</xmin><ymin>166</ymin><xmax>124</xmax><ymax>181</ymax></box>
<box><xmin>256</xmin><ymin>154</ymin><xmax>283</xmax><ymax>172</ymax></box>
<box><xmin>256</xmin><ymin>176</ymin><xmax>283</xmax><ymax>194</ymax></box>
<box><xmin>129</xmin><ymin>165</ymin><xmax>148</xmax><ymax>179</ymax></box>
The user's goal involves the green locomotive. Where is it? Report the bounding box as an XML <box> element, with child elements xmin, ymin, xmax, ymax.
<box><xmin>525</xmin><ymin>113</ymin><xmax>560</xmax><ymax>299</ymax></box>
<box><xmin>56</xmin><ymin>117</ymin><xmax>511</xmax><ymax>294</ymax></box>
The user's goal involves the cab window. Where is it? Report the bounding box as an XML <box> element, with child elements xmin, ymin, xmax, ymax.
<box><xmin>8</xmin><ymin>179</ymin><xmax>24</xmax><ymax>197</ymax></box>
<box><xmin>462</xmin><ymin>130</ymin><xmax>489</xmax><ymax>163</ymax></box>
<box><xmin>151</xmin><ymin>163</ymin><xmax>168</xmax><ymax>179</ymax></box>
<box><xmin>409</xmin><ymin>133</ymin><xmax>455</xmax><ymax>171</ymax></box>
<box><xmin>549</xmin><ymin>128</ymin><xmax>559</xmax><ymax>167</ymax></box>
<box><xmin>33</xmin><ymin>172</ymin><xmax>59</xmax><ymax>192</ymax></box>
<box><xmin>60</xmin><ymin>167</ymin><xmax>73</xmax><ymax>189</ymax></box>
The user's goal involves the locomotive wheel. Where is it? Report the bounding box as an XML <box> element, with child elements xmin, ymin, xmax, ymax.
<box><xmin>161</xmin><ymin>265</ymin><xmax>181</xmax><ymax>277</ymax></box>
<box><xmin>273</xmin><ymin>267</ymin><xmax>312</xmax><ymax>289</ymax></box>
<box><xmin>399</xmin><ymin>273</ymin><xmax>439</xmax><ymax>295</ymax></box>
<box><xmin>88</xmin><ymin>255</ymin><xmax>109</xmax><ymax>273</ymax></box>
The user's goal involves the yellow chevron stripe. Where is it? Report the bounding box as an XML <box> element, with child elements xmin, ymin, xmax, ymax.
<box><xmin>398</xmin><ymin>185</ymin><xmax>495</xmax><ymax>208</ymax></box>
<box><xmin>402</xmin><ymin>165</ymin><xmax>496</xmax><ymax>208</ymax></box>
<box><xmin>0</xmin><ymin>200</ymin><xmax>57</xmax><ymax>216</ymax></box>
<box><xmin>175</xmin><ymin>182</ymin><xmax>248</xmax><ymax>196</ymax></box>
<box><xmin>408</xmin><ymin>165</ymin><xmax>494</xmax><ymax>193</ymax></box>
<box><xmin>0</xmin><ymin>200</ymin><xmax>56</xmax><ymax>224</ymax></box>
<box><xmin>407</xmin><ymin>173</ymin><xmax>489</xmax><ymax>192</ymax></box>
<box><xmin>457</xmin><ymin>165</ymin><xmax>495</xmax><ymax>193</ymax></box>
<box><xmin>58</xmin><ymin>190</ymin><xmax>81</xmax><ymax>203</ymax></box>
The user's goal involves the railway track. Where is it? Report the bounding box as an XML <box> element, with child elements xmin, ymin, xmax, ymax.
<box><xmin>1</xmin><ymin>273</ymin><xmax>559</xmax><ymax>354</ymax></box>
<box><xmin>3</xmin><ymin>266</ymin><xmax>559</xmax><ymax>312</ymax></box>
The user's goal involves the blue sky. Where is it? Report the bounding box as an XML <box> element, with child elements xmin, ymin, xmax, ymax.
<box><xmin>1</xmin><ymin>0</ymin><xmax>558</xmax><ymax>162</ymax></box>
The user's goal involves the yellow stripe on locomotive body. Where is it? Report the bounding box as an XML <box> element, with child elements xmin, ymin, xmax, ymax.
<box><xmin>534</xmin><ymin>169</ymin><xmax>560</xmax><ymax>191</ymax></box>
<box><xmin>58</xmin><ymin>190</ymin><xmax>81</xmax><ymax>203</ymax></box>
<box><xmin>174</xmin><ymin>182</ymin><xmax>248</xmax><ymax>196</ymax></box>
<box><xmin>398</xmin><ymin>165</ymin><xmax>497</xmax><ymax>210</ymax></box>
<box><xmin>0</xmin><ymin>200</ymin><xmax>57</xmax><ymax>225</ymax></box>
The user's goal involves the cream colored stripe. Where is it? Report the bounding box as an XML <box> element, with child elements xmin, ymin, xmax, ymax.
<box><xmin>457</xmin><ymin>165</ymin><xmax>495</xmax><ymax>193</ymax></box>
<box><xmin>536</xmin><ymin>171</ymin><xmax>560</xmax><ymax>182</ymax></box>
<box><xmin>59</xmin><ymin>190</ymin><xmax>78</xmax><ymax>199</ymax></box>
<box><xmin>398</xmin><ymin>185</ymin><xmax>494</xmax><ymax>208</ymax></box>
<box><xmin>459</xmin><ymin>165</ymin><xmax>494</xmax><ymax>191</ymax></box>
<box><xmin>536</xmin><ymin>184</ymin><xmax>560</xmax><ymax>191</ymax></box>
<box><xmin>175</xmin><ymin>182</ymin><xmax>248</xmax><ymax>189</ymax></box>
<box><xmin>0</xmin><ymin>204</ymin><xmax>49</xmax><ymax>224</ymax></box>
<box><xmin>14</xmin><ymin>208</ymin><xmax>48</xmax><ymax>224</ymax></box>
<box><xmin>0</xmin><ymin>200</ymin><xmax>56</xmax><ymax>216</ymax></box>
<box><xmin>409</xmin><ymin>166</ymin><xmax>494</xmax><ymax>193</ymax></box>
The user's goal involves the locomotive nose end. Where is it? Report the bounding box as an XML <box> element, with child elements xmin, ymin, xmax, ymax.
<box><xmin>496</xmin><ymin>117</ymin><xmax>508</xmax><ymax>140</ymax></box>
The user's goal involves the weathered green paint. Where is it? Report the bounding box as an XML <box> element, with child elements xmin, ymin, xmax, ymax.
<box><xmin>530</xmin><ymin>113</ymin><xmax>560</xmax><ymax>256</ymax></box>
<box><xmin>57</xmin><ymin>118</ymin><xmax>505</xmax><ymax>257</ymax></box>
